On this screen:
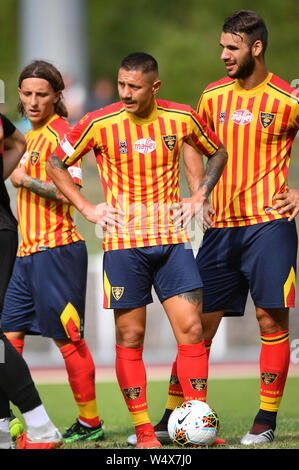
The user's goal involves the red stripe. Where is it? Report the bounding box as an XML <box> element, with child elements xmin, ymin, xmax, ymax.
<box><xmin>218</xmin><ymin>89</ymin><xmax>233</xmax><ymax>227</ymax></box>
<box><xmin>112</xmin><ymin>122</ymin><xmax>124</xmax><ymax>249</ymax></box>
<box><xmin>251</xmin><ymin>94</ymin><xmax>266</xmax><ymax>224</ymax></box>
<box><xmin>275</xmin><ymin>104</ymin><xmax>292</xmax><ymax>196</ymax></box>
<box><xmin>123</xmin><ymin>118</ymin><xmax>137</xmax><ymax>248</ymax></box>
<box><xmin>135</xmin><ymin>124</ymin><xmax>150</xmax><ymax>247</ymax></box>
<box><xmin>263</xmin><ymin>97</ymin><xmax>280</xmax><ymax>220</ymax></box>
<box><xmin>228</xmin><ymin>95</ymin><xmax>243</xmax><ymax>226</ymax></box>
<box><xmin>98</xmin><ymin>127</ymin><xmax>113</xmax><ymax>251</ymax></box>
<box><xmin>239</xmin><ymin>97</ymin><xmax>255</xmax><ymax>218</ymax></box>
<box><xmin>148</xmin><ymin>123</ymin><xmax>161</xmax><ymax>244</ymax></box>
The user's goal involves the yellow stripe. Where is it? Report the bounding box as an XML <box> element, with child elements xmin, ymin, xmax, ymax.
<box><xmin>284</xmin><ymin>266</ymin><xmax>296</xmax><ymax>306</ymax></box>
<box><xmin>261</xmin><ymin>332</ymin><xmax>289</xmax><ymax>345</ymax></box>
<box><xmin>260</xmin><ymin>395</ymin><xmax>282</xmax><ymax>412</ymax></box>
<box><xmin>76</xmin><ymin>399</ymin><xmax>98</xmax><ymax>418</ymax></box>
<box><xmin>104</xmin><ymin>270</ymin><xmax>111</xmax><ymax>307</ymax></box>
<box><xmin>60</xmin><ymin>302</ymin><xmax>81</xmax><ymax>338</ymax></box>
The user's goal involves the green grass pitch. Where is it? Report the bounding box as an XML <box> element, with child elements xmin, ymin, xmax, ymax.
<box><xmin>12</xmin><ymin>375</ymin><xmax>299</xmax><ymax>450</ymax></box>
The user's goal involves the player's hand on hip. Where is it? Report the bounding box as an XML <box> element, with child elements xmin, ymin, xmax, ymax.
<box><xmin>170</xmin><ymin>196</ymin><xmax>205</xmax><ymax>229</ymax></box>
<box><xmin>272</xmin><ymin>189</ymin><xmax>299</xmax><ymax>221</ymax></box>
<box><xmin>91</xmin><ymin>202</ymin><xmax>125</xmax><ymax>231</ymax></box>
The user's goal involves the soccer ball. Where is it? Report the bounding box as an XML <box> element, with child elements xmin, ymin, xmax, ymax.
<box><xmin>167</xmin><ymin>400</ymin><xmax>220</xmax><ymax>447</ymax></box>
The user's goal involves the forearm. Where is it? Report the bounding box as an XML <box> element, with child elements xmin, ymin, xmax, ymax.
<box><xmin>196</xmin><ymin>143</ymin><xmax>227</xmax><ymax>199</ymax></box>
<box><xmin>46</xmin><ymin>154</ymin><xmax>93</xmax><ymax>217</ymax></box>
<box><xmin>3</xmin><ymin>129</ymin><xmax>27</xmax><ymax>179</ymax></box>
<box><xmin>18</xmin><ymin>173</ymin><xmax>71</xmax><ymax>204</ymax></box>
<box><xmin>183</xmin><ymin>143</ymin><xmax>205</xmax><ymax>197</ymax></box>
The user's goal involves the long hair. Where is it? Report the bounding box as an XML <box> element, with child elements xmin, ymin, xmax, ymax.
<box><xmin>223</xmin><ymin>10</ymin><xmax>268</xmax><ymax>55</ymax></box>
<box><xmin>18</xmin><ymin>60</ymin><xmax>68</xmax><ymax>117</ymax></box>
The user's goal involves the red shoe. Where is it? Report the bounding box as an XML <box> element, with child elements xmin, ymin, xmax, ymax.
<box><xmin>136</xmin><ymin>429</ymin><xmax>162</xmax><ymax>448</ymax></box>
<box><xmin>16</xmin><ymin>433</ymin><xmax>62</xmax><ymax>449</ymax></box>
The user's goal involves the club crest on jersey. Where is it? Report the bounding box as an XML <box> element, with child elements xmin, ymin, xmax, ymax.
<box><xmin>30</xmin><ymin>151</ymin><xmax>40</xmax><ymax>165</ymax></box>
<box><xmin>219</xmin><ymin>111</ymin><xmax>226</xmax><ymax>124</ymax></box>
<box><xmin>112</xmin><ymin>286</ymin><xmax>124</xmax><ymax>301</ymax></box>
<box><xmin>162</xmin><ymin>134</ymin><xmax>177</xmax><ymax>151</ymax></box>
<box><xmin>123</xmin><ymin>387</ymin><xmax>141</xmax><ymax>400</ymax></box>
<box><xmin>260</xmin><ymin>112</ymin><xmax>275</xmax><ymax>129</ymax></box>
<box><xmin>119</xmin><ymin>140</ymin><xmax>128</xmax><ymax>154</ymax></box>
<box><xmin>231</xmin><ymin>109</ymin><xmax>253</xmax><ymax>125</ymax></box>
<box><xmin>169</xmin><ymin>374</ymin><xmax>180</xmax><ymax>386</ymax></box>
<box><xmin>190</xmin><ymin>378</ymin><xmax>207</xmax><ymax>392</ymax></box>
<box><xmin>261</xmin><ymin>372</ymin><xmax>278</xmax><ymax>385</ymax></box>
<box><xmin>134</xmin><ymin>138</ymin><xmax>156</xmax><ymax>155</ymax></box>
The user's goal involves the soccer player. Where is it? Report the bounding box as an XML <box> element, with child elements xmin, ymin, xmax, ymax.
<box><xmin>152</xmin><ymin>10</ymin><xmax>299</xmax><ymax>445</ymax></box>
<box><xmin>45</xmin><ymin>52</ymin><xmax>228</xmax><ymax>448</ymax></box>
<box><xmin>1</xmin><ymin>61</ymin><xmax>104</xmax><ymax>444</ymax></box>
<box><xmin>0</xmin><ymin>113</ymin><xmax>62</xmax><ymax>449</ymax></box>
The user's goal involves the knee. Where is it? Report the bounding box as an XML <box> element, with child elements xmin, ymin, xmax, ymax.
<box><xmin>180</xmin><ymin>319</ymin><xmax>203</xmax><ymax>344</ymax></box>
<box><xmin>116</xmin><ymin>324</ymin><xmax>145</xmax><ymax>349</ymax></box>
<box><xmin>256</xmin><ymin>308</ymin><xmax>289</xmax><ymax>335</ymax></box>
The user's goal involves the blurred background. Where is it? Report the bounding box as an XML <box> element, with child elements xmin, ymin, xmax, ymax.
<box><xmin>0</xmin><ymin>0</ymin><xmax>298</xmax><ymax>369</ymax></box>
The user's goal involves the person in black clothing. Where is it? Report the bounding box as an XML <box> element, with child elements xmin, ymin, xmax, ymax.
<box><xmin>0</xmin><ymin>113</ymin><xmax>62</xmax><ymax>449</ymax></box>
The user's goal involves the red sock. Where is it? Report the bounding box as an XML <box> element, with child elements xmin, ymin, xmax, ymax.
<box><xmin>7</xmin><ymin>337</ymin><xmax>24</xmax><ymax>355</ymax></box>
<box><xmin>259</xmin><ymin>330</ymin><xmax>290</xmax><ymax>412</ymax></box>
<box><xmin>177</xmin><ymin>341</ymin><xmax>208</xmax><ymax>402</ymax></box>
<box><xmin>115</xmin><ymin>344</ymin><xmax>148</xmax><ymax>415</ymax></box>
<box><xmin>60</xmin><ymin>339</ymin><xmax>100</xmax><ymax>427</ymax></box>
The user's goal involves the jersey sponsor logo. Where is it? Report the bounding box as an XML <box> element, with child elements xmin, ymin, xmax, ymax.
<box><xmin>123</xmin><ymin>387</ymin><xmax>142</xmax><ymax>400</ymax></box>
<box><xmin>261</xmin><ymin>372</ymin><xmax>278</xmax><ymax>385</ymax></box>
<box><xmin>30</xmin><ymin>151</ymin><xmax>40</xmax><ymax>165</ymax></box>
<box><xmin>162</xmin><ymin>134</ymin><xmax>177</xmax><ymax>151</ymax></box>
<box><xmin>119</xmin><ymin>139</ymin><xmax>128</xmax><ymax>154</ymax></box>
<box><xmin>260</xmin><ymin>112</ymin><xmax>276</xmax><ymax>129</ymax></box>
<box><xmin>189</xmin><ymin>378</ymin><xmax>207</xmax><ymax>392</ymax></box>
<box><xmin>112</xmin><ymin>286</ymin><xmax>124</xmax><ymax>301</ymax></box>
<box><xmin>134</xmin><ymin>137</ymin><xmax>156</xmax><ymax>155</ymax></box>
<box><xmin>219</xmin><ymin>111</ymin><xmax>226</xmax><ymax>124</ymax></box>
<box><xmin>231</xmin><ymin>109</ymin><xmax>253</xmax><ymax>125</ymax></box>
<box><xmin>60</xmin><ymin>136</ymin><xmax>75</xmax><ymax>157</ymax></box>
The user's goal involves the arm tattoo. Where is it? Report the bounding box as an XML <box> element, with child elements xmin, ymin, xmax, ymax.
<box><xmin>48</xmin><ymin>154</ymin><xmax>68</xmax><ymax>170</ymax></box>
<box><xmin>178</xmin><ymin>288</ymin><xmax>203</xmax><ymax>306</ymax></box>
<box><xmin>21</xmin><ymin>174</ymin><xmax>67</xmax><ymax>203</ymax></box>
<box><xmin>198</xmin><ymin>144</ymin><xmax>227</xmax><ymax>198</ymax></box>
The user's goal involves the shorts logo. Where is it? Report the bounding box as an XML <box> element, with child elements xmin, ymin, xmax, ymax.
<box><xmin>260</xmin><ymin>112</ymin><xmax>275</xmax><ymax>129</ymax></box>
<box><xmin>190</xmin><ymin>378</ymin><xmax>207</xmax><ymax>392</ymax></box>
<box><xmin>30</xmin><ymin>151</ymin><xmax>40</xmax><ymax>165</ymax></box>
<box><xmin>112</xmin><ymin>286</ymin><xmax>124</xmax><ymax>301</ymax></box>
<box><xmin>169</xmin><ymin>374</ymin><xmax>180</xmax><ymax>386</ymax></box>
<box><xmin>162</xmin><ymin>134</ymin><xmax>177</xmax><ymax>151</ymax></box>
<box><xmin>261</xmin><ymin>372</ymin><xmax>278</xmax><ymax>385</ymax></box>
<box><xmin>119</xmin><ymin>140</ymin><xmax>128</xmax><ymax>154</ymax></box>
<box><xmin>123</xmin><ymin>387</ymin><xmax>141</xmax><ymax>400</ymax></box>
<box><xmin>231</xmin><ymin>109</ymin><xmax>253</xmax><ymax>125</ymax></box>
<box><xmin>219</xmin><ymin>111</ymin><xmax>226</xmax><ymax>124</ymax></box>
<box><xmin>134</xmin><ymin>138</ymin><xmax>156</xmax><ymax>155</ymax></box>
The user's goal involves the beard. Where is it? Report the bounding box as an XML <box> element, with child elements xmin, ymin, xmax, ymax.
<box><xmin>228</xmin><ymin>51</ymin><xmax>256</xmax><ymax>79</ymax></box>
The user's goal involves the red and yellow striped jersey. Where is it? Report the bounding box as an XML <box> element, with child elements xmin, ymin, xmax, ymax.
<box><xmin>17</xmin><ymin>114</ymin><xmax>84</xmax><ymax>257</ymax></box>
<box><xmin>197</xmin><ymin>73</ymin><xmax>299</xmax><ymax>227</ymax></box>
<box><xmin>55</xmin><ymin>99</ymin><xmax>220</xmax><ymax>251</ymax></box>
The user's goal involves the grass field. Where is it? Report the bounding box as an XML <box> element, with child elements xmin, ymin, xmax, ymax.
<box><xmin>11</xmin><ymin>375</ymin><xmax>299</xmax><ymax>451</ymax></box>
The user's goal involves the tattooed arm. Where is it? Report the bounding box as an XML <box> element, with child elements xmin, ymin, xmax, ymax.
<box><xmin>46</xmin><ymin>153</ymin><xmax>124</xmax><ymax>228</ymax></box>
<box><xmin>10</xmin><ymin>164</ymin><xmax>73</xmax><ymax>204</ymax></box>
<box><xmin>171</xmin><ymin>143</ymin><xmax>227</xmax><ymax>228</ymax></box>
